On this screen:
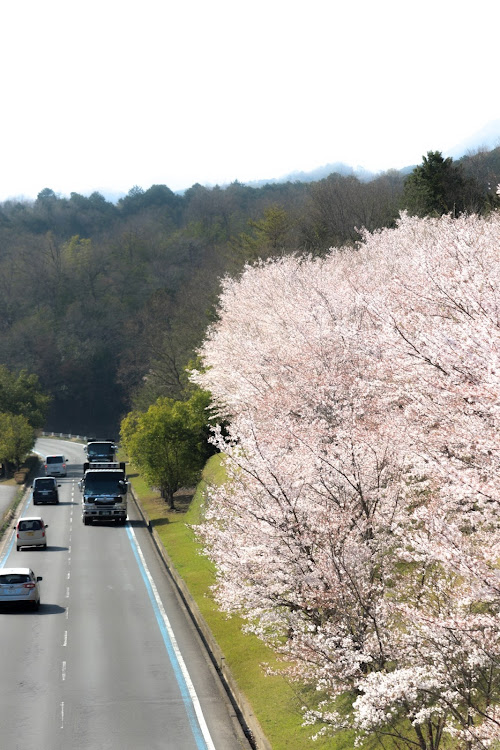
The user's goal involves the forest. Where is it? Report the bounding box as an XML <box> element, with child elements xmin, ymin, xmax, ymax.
<box><xmin>0</xmin><ymin>146</ymin><xmax>499</xmax><ymax>435</ymax></box>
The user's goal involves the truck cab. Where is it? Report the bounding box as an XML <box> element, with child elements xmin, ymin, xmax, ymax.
<box><xmin>79</xmin><ymin>462</ymin><xmax>129</xmax><ymax>525</ymax></box>
<box><xmin>84</xmin><ymin>439</ymin><xmax>117</xmax><ymax>469</ymax></box>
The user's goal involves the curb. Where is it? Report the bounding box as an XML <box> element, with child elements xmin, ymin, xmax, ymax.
<box><xmin>130</xmin><ymin>489</ymin><xmax>272</xmax><ymax>750</ymax></box>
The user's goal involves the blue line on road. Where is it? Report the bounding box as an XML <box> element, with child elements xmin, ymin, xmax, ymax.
<box><xmin>126</xmin><ymin>523</ymin><xmax>215</xmax><ymax>750</ymax></box>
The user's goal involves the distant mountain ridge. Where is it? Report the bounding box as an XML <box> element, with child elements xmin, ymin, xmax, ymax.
<box><xmin>445</xmin><ymin>119</ymin><xmax>500</xmax><ymax>159</ymax></box>
<box><xmin>244</xmin><ymin>119</ymin><xmax>500</xmax><ymax>188</ymax></box>
<box><xmin>245</xmin><ymin>160</ymin><xmax>414</xmax><ymax>188</ymax></box>
<box><xmin>110</xmin><ymin>120</ymin><xmax>500</xmax><ymax>199</ymax></box>
<box><xmin>246</xmin><ymin>162</ymin><xmax>377</xmax><ymax>187</ymax></box>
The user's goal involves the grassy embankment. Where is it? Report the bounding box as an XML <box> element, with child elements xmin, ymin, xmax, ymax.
<box><xmin>128</xmin><ymin>453</ymin><xmax>357</xmax><ymax>750</ymax></box>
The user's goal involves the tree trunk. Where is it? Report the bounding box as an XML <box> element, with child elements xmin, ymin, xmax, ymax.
<box><xmin>161</xmin><ymin>485</ymin><xmax>175</xmax><ymax>510</ymax></box>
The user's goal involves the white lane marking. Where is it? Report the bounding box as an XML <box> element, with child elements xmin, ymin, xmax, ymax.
<box><xmin>62</xmin><ymin>661</ymin><xmax>66</xmax><ymax>681</ymax></box>
<box><xmin>127</xmin><ymin>524</ymin><xmax>216</xmax><ymax>750</ymax></box>
<box><xmin>63</xmin><ymin>631</ymin><xmax>67</xmax><ymax>647</ymax></box>
<box><xmin>60</xmin><ymin>701</ymin><xmax>64</xmax><ymax>729</ymax></box>
<box><xmin>66</xmin><ymin>587</ymin><xmax>70</xmax><ymax>599</ymax></box>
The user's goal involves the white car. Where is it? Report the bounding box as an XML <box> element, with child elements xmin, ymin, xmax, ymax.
<box><xmin>0</xmin><ymin>568</ymin><xmax>42</xmax><ymax>610</ymax></box>
<box><xmin>16</xmin><ymin>517</ymin><xmax>49</xmax><ymax>551</ymax></box>
<box><xmin>44</xmin><ymin>454</ymin><xmax>67</xmax><ymax>477</ymax></box>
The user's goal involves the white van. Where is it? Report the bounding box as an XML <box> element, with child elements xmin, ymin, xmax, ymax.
<box><xmin>44</xmin><ymin>454</ymin><xmax>67</xmax><ymax>477</ymax></box>
<box><xmin>16</xmin><ymin>517</ymin><xmax>49</xmax><ymax>551</ymax></box>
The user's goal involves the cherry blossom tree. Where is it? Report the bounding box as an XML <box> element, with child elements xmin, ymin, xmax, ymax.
<box><xmin>349</xmin><ymin>212</ymin><xmax>500</xmax><ymax>748</ymax></box>
<box><xmin>193</xmin><ymin>210</ymin><xmax>500</xmax><ymax>749</ymax></box>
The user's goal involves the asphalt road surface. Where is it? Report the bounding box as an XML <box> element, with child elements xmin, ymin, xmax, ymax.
<box><xmin>0</xmin><ymin>438</ymin><xmax>250</xmax><ymax>750</ymax></box>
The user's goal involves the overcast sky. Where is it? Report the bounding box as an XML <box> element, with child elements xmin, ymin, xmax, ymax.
<box><xmin>1</xmin><ymin>0</ymin><xmax>499</xmax><ymax>201</ymax></box>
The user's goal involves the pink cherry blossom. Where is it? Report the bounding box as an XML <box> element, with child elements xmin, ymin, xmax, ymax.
<box><xmin>193</xmin><ymin>210</ymin><xmax>500</xmax><ymax>748</ymax></box>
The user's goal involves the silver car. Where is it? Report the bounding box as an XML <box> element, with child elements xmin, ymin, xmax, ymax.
<box><xmin>0</xmin><ymin>568</ymin><xmax>42</xmax><ymax>610</ymax></box>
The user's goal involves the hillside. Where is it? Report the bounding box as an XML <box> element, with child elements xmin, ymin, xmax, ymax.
<box><xmin>0</xmin><ymin>146</ymin><xmax>499</xmax><ymax>434</ymax></box>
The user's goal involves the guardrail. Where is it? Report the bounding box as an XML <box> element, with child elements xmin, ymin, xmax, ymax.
<box><xmin>41</xmin><ymin>432</ymin><xmax>87</xmax><ymax>441</ymax></box>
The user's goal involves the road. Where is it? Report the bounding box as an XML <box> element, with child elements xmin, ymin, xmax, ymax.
<box><xmin>0</xmin><ymin>438</ymin><xmax>250</xmax><ymax>750</ymax></box>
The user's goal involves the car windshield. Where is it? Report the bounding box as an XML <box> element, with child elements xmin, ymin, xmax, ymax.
<box><xmin>35</xmin><ymin>479</ymin><xmax>54</xmax><ymax>488</ymax></box>
<box><xmin>84</xmin><ymin>472</ymin><xmax>125</xmax><ymax>495</ymax></box>
<box><xmin>88</xmin><ymin>443</ymin><xmax>114</xmax><ymax>456</ymax></box>
<box><xmin>0</xmin><ymin>573</ymin><xmax>30</xmax><ymax>584</ymax></box>
<box><xmin>19</xmin><ymin>520</ymin><xmax>42</xmax><ymax>531</ymax></box>
<box><xmin>47</xmin><ymin>456</ymin><xmax>63</xmax><ymax>463</ymax></box>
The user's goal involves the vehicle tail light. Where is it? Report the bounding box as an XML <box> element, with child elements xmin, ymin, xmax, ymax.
<box><xmin>42</xmin><ymin>530</ymin><xmax>45</xmax><ymax>537</ymax></box>
<box><xmin>23</xmin><ymin>583</ymin><xmax>36</xmax><ymax>589</ymax></box>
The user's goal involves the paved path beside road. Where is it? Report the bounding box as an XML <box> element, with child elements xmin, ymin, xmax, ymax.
<box><xmin>0</xmin><ymin>483</ymin><xmax>21</xmax><ymax>520</ymax></box>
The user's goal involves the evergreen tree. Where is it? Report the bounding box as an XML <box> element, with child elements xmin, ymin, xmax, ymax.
<box><xmin>402</xmin><ymin>150</ymin><xmax>483</xmax><ymax>217</ymax></box>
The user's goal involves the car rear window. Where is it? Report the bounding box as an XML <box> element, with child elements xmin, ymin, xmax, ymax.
<box><xmin>18</xmin><ymin>520</ymin><xmax>42</xmax><ymax>531</ymax></box>
<box><xmin>46</xmin><ymin>456</ymin><xmax>64</xmax><ymax>463</ymax></box>
<box><xmin>35</xmin><ymin>479</ymin><xmax>54</xmax><ymax>487</ymax></box>
<box><xmin>0</xmin><ymin>574</ymin><xmax>30</xmax><ymax>584</ymax></box>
